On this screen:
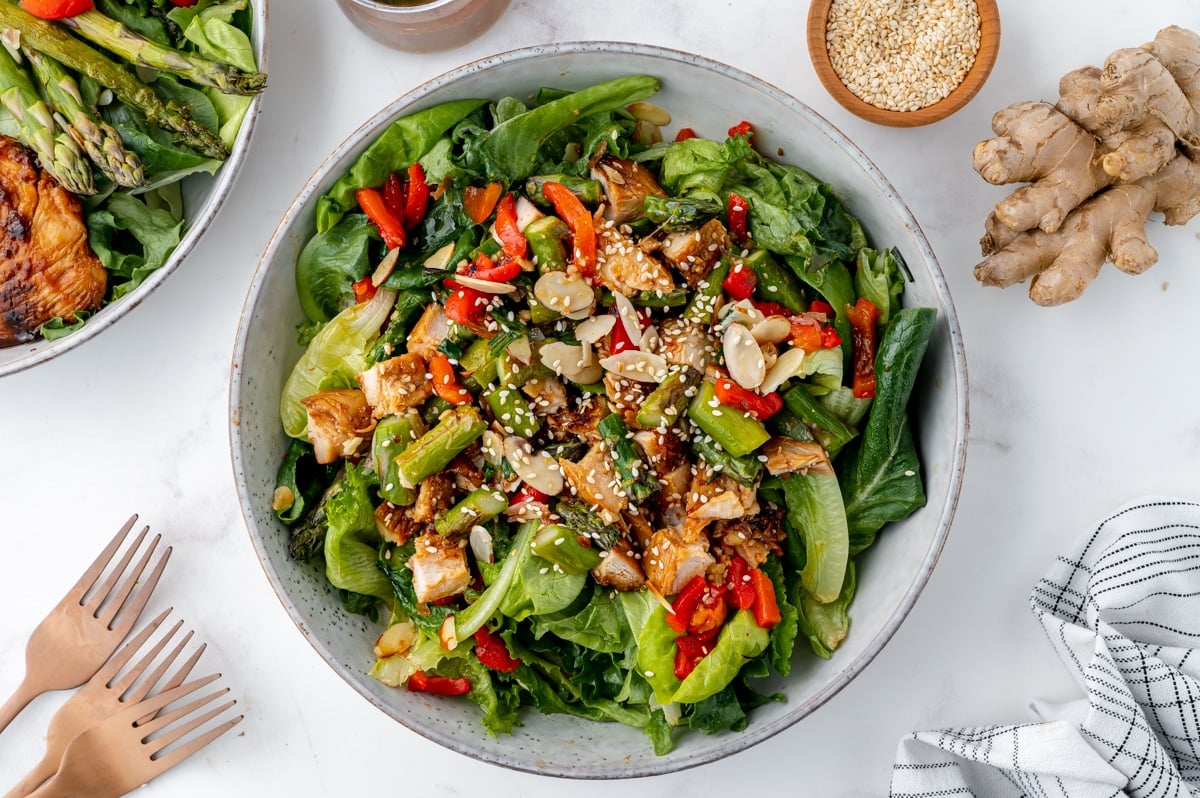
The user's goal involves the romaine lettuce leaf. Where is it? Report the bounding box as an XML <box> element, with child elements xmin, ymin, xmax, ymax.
<box><xmin>796</xmin><ymin>561</ymin><xmax>856</xmax><ymax>658</ymax></box>
<box><xmin>323</xmin><ymin>462</ymin><xmax>391</xmax><ymax>602</ymax></box>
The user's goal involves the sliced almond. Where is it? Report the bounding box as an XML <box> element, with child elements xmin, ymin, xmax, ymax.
<box><xmin>599</xmin><ymin>350</ymin><xmax>670</xmax><ymax>383</ymax></box>
<box><xmin>374</xmin><ymin>621</ymin><xmax>417</xmax><ymax>658</ymax></box>
<box><xmin>539</xmin><ymin>341</ymin><xmax>603</xmax><ymax>384</ymax></box>
<box><xmin>439</xmin><ymin>615</ymin><xmax>458</xmax><ymax>651</ymax></box>
<box><xmin>751</xmin><ymin>316</ymin><xmax>792</xmax><ymax>345</ymax></box>
<box><xmin>723</xmin><ymin>324</ymin><xmax>766</xmax><ymax>390</ymax></box>
<box><xmin>534</xmin><ymin>271</ymin><xmax>595</xmax><ymax>319</ymax></box>
<box><xmin>575</xmin><ymin>314</ymin><xmax>616</xmax><ymax>343</ymax></box>
<box><xmin>469</xmin><ymin>525</ymin><xmax>494</xmax><ymax>564</ymax></box>
<box><xmin>422</xmin><ymin>242</ymin><xmax>456</xmax><ymax>272</ymax></box>
<box><xmin>503</xmin><ymin>436</ymin><xmax>565</xmax><ymax>496</ymax></box>
<box><xmin>453</xmin><ymin>274</ymin><xmax>519</xmax><ymax>294</ymax></box>
<box><xmin>639</xmin><ymin>323</ymin><xmax>661</xmax><ymax>354</ymax></box>
<box><xmin>480</xmin><ymin>430</ymin><xmax>505</xmax><ymax>467</ymax></box>
<box><xmin>506</xmin><ymin>336</ymin><xmax>532</xmax><ymax>365</ymax></box>
<box><xmin>627</xmin><ymin>101</ymin><xmax>672</xmax><ymax>126</ymax></box>
<box><xmin>612</xmin><ymin>291</ymin><xmax>642</xmax><ymax>342</ymax></box>
<box><xmin>579</xmin><ymin>340</ymin><xmax>593</xmax><ymax>368</ymax></box>
<box><xmin>760</xmin><ymin>347</ymin><xmax>808</xmax><ymax>394</ymax></box>
<box><xmin>717</xmin><ymin>298</ymin><xmax>765</xmax><ymax>332</ymax></box>
<box><xmin>371</xmin><ymin>247</ymin><xmax>401</xmax><ymax>287</ymax></box>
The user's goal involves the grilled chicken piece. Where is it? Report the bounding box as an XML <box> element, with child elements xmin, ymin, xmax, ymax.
<box><xmin>301</xmin><ymin>389</ymin><xmax>374</xmax><ymax>464</ymax></box>
<box><xmin>559</xmin><ymin>442</ymin><xmax>628</xmax><ymax>524</ymax></box>
<box><xmin>405</xmin><ymin>304</ymin><xmax>450</xmax><ymax>362</ymax></box>
<box><xmin>0</xmin><ymin>136</ymin><xmax>106</xmax><ymax>346</ymax></box>
<box><xmin>595</xmin><ymin>221</ymin><xmax>675</xmax><ymax>296</ymax></box>
<box><xmin>545</xmin><ymin>394</ymin><xmax>606</xmax><ymax>443</ymax></box>
<box><xmin>411</xmin><ymin>473</ymin><xmax>456</xmax><ymax>524</ymax></box>
<box><xmin>522</xmin><ymin>375</ymin><xmax>568</xmax><ymax>416</ymax></box>
<box><xmin>712</xmin><ymin>513</ymin><xmax>785</xmax><ymax>568</ymax></box>
<box><xmin>375</xmin><ymin>501</ymin><xmax>422</xmax><ymax>546</ymax></box>
<box><xmin>445</xmin><ymin>445</ymin><xmax>485</xmax><ymax>493</ymax></box>
<box><xmin>604</xmin><ymin>372</ymin><xmax>650</xmax><ymax>427</ymax></box>
<box><xmin>763</xmin><ymin>437</ymin><xmax>834</xmax><ymax>476</ymax></box>
<box><xmin>634</xmin><ymin>429</ymin><xmax>691</xmax><ymax>528</ymax></box>
<box><xmin>686</xmin><ymin>471</ymin><xmax>759</xmax><ymax>521</ymax></box>
<box><xmin>658</xmin><ymin>317</ymin><xmax>716</xmax><ymax>371</ymax></box>
<box><xmin>644</xmin><ymin>526</ymin><xmax>715</xmax><ymax>596</ymax></box>
<box><xmin>591</xmin><ymin>545</ymin><xmax>646</xmax><ymax>591</ymax></box>
<box><xmin>591</xmin><ymin>156</ymin><xmax>667</xmax><ymax>223</ymax></box>
<box><xmin>357</xmin><ymin>353</ymin><xmax>433</xmax><ymax>418</ymax></box>
<box><xmin>409</xmin><ymin>533</ymin><xmax>471</xmax><ymax>604</ymax></box>
<box><xmin>660</xmin><ymin>219</ymin><xmax>731</xmax><ymax>288</ymax></box>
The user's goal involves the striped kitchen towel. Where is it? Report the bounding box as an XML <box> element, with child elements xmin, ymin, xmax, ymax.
<box><xmin>891</xmin><ymin>498</ymin><xmax>1200</xmax><ymax>798</ymax></box>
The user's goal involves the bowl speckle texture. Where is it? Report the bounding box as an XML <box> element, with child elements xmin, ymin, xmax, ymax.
<box><xmin>230</xmin><ymin>42</ymin><xmax>969</xmax><ymax>778</ymax></box>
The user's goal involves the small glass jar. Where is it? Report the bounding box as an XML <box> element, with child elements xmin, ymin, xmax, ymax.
<box><xmin>335</xmin><ymin>0</ymin><xmax>511</xmax><ymax>52</ymax></box>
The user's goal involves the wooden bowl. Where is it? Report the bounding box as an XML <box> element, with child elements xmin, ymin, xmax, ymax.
<box><xmin>807</xmin><ymin>0</ymin><xmax>1000</xmax><ymax>127</ymax></box>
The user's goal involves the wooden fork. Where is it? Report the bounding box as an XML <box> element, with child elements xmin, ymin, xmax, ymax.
<box><xmin>5</xmin><ymin>608</ymin><xmax>205</xmax><ymax>798</ymax></box>
<box><xmin>23</xmin><ymin>674</ymin><xmax>241</xmax><ymax>798</ymax></box>
<box><xmin>0</xmin><ymin>515</ymin><xmax>172</xmax><ymax>733</ymax></box>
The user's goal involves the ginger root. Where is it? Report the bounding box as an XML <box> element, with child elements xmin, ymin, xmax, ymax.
<box><xmin>974</xmin><ymin>26</ymin><xmax>1200</xmax><ymax>305</ymax></box>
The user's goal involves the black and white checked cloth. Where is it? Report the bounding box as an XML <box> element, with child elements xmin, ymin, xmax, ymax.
<box><xmin>891</xmin><ymin>499</ymin><xmax>1200</xmax><ymax>798</ymax></box>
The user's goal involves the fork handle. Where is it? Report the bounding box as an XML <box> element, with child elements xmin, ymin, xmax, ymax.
<box><xmin>0</xmin><ymin>675</ymin><xmax>39</xmax><ymax>736</ymax></box>
<box><xmin>4</xmin><ymin>750</ymin><xmax>56</xmax><ymax>798</ymax></box>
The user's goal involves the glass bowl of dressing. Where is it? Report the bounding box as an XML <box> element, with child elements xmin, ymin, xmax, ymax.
<box><xmin>336</xmin><ymin>0</ymin><xmax>511</xmax><ymax>52</ymax></box>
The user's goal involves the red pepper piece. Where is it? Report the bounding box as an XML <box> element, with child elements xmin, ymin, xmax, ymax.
<box><xmin>789</xmin><ymin>315</ymin><xmax>824</xmax><ymax>352</ymax></box>
<box><xmin>404</xmin><ymin>163</ymin><xmax>430</xmax><ymax>230</ymax></box>
<box><xmin>749</xmin><ymin>569</ymin><xmax>782</xmax><ymax>629</ymax></box>
<box><xmin>714</xmin><ymin>378</ymin><xmax>783</xmax><ymax>421</ymax></box>
<box><xmin>727</xmin><ymin>192</ymin><xmax>749</xmax><ymax>246</ymax></box>
<box><xmin>674</xmin><ymin>127</ymin><xmax>697</xmax><ymax>142</ymax></box>
<box><xmin>513</xmin><ymin>483</ymin><xmax>550</xmax><ymax>505</ymax></box>
<box><xmin>673</xmin><ymin>628</ymin><xmax>719</xmax><ymax>680</ymax></box>
<box><xmin>464</xmin><ymin>182</ymin><xmax>503</xmax><ymax>225</ymax></box>
<box><xmin>725</xmin><ymin>556</ymin><xmax>756</xmax><ymax>610</ymax></box>
<box><xmin>494</xmin><ymin>193</ymin><xmax>528</xmax><ymax>259</ymax></box>
<box><xmin>356</xmin><ymin>188</ymin><xmax>406</xmax><ymax>250</ymax></box>
<box><xmin>542</xmin><ymin>181</ymin><xmax>596</xmax><ymax>277</ymax></box>
<box><xmin>688</xmin><ymin>583</ymin><xmax>727</xmax><ymax>635</ymax></box>
<box><xmin>443</xmin><ymin>280</ymin><xmax>492</xmax><ymax>334</ymax></box>
<box><xmin>821</xmin><ymin>326</ymin><xmax>843</xmax><ymax>349</ymax></box>
<box><xmin>383</xmin><ymin>172</ymin><xmax>406</xmax><ymax>226</ymax></box>
<box><xmin>168</xmin><ymin>0</ymin><xmax>198</xmax><ymax>5</ymax></box>
<box><xmin>727</xmin><ymin>120</ymin><xmax>754</xmax><ymax>139</ymax></box>
<box><xmin>608</xmin><ymin>307</ymin><xmax>639</xmax><ymax>355</ymax></box>
<box><xmin>666</xmin><ymin>575</ymin><xmax>708</xmax><ymax>633</ymax></box>
<box><xmin>429</xmin><ymin>354</ymin><xmax>473</xmax><ymax>406</ymax></box>
<box><xmin>351</xmin><ymin>275</ymin><xmax>376</xmax><ymax>303</ymax></box>
<box><xmin>751</xmin><ymin>300</ymin><xmax>792</xmax><ymax>318</ymax></box>
<box><xmin>20</xmin><ymin>0</ymin><xmax>94</xmax><ymax>16</ymax></box>
<box><xmin>722</xmin><ymin>259</ymin><xmax>757</xmax><ymax>300</ymax></box>
<box><xmin>473</xmin><ymin>628</ymin><xmax>522</xmax><ymax>673</ymax></box>
<box><xmin>846</xmin><ymin>297</ymin><xmax>881</xmax><ymax>399</ymax></box>
<box><xmin>808</xmin><ymin>299</ymin><xmax>834</xmax><ymax>318</ymax></box>
<box><xmin>464</xmin><ymin>253</ymin><xmax>522</xmax><ymax>283</ymax></box>
<box><xmin>407</xmin><ymin>671</ymin><xmax>471</xmax><ymax>696</ymax></box>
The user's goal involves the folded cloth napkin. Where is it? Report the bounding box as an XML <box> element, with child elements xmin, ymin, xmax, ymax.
<box><xmin>890</xmin><ymin>498</ymin><xmax>1200</xmax><ymax>798</ymax></box>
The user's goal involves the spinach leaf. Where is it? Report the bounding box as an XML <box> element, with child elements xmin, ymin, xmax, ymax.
<box><xmin>530</xmin><ymin>586</ymin><xmax>629</xmax><ymax>654</ymax></box>
<box><xmin>796</xmin><ymin>561</ymin><xmax>856</xmax><ymax>658</ymax></box>
<box><xmin>483</xmin><ymin>75</ymin><xmax>659</xmax><ymax>181</ymax></box>
<box><xmin>686</xmin><ymin>686</ymin><xmax>749</xmax><ymax>735</ymax></box>
<box><xmin>273</xmin><ymin>438</ymin><xmax>340</xmax><ymax>525</ymax></box>
<box><xmin>295</xmin><ymin>213</ymin><xmax>376</xmax><ymax>323</ymax></box>
<box><xmin>840</xmin><ymin>307</ymin><xmax>935</xmax><ymax>553</ymax></box>
<box><xmin>318</xmin><ymin>98</ymin><xmax>487</xmax><ymax>232</ymax></box>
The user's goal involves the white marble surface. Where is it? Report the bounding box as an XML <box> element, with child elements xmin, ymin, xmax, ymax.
<box><xmin>2</xmin><ymin>0</ymin><xmax>1199</xmax><ymax>794</ymax></box>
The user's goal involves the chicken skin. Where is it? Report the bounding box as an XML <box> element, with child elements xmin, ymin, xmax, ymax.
<box><xmin>0</xmin><ymin>136</ymin><xmax>105</xmax><ymax>346</ymax></box>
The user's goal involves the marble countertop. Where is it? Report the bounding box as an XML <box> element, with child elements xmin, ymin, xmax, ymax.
<box><xmin>3</xmin><ymin>1</ymin><xmax>1199</xmax><ymax>794</ymax></box>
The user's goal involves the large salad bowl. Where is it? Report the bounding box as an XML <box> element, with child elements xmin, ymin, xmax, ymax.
<box><xmin>0</xmin><ymin>2</ymin><xmax>268</xmax><ymax>378</ymax></box>
<box><xmin>230</xmin><ymin>42</ymin><xmax>968</xmax><ymax>777</ymax></box>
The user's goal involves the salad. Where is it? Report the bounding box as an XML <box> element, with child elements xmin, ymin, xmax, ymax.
<box><xmin>0</xmin><ymin>0</ymin><xmax>262</xmax><ymax>344</ymax></box>
<box><xmin>273</xmin><ymin>75</ymin><xmax>935</xmax><ymax>754</ymax></box>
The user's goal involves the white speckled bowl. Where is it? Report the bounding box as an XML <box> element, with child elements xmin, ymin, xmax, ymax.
<box><xmin>0</xmin><ymin>2</ymin><xmax>268</xmax><ymax>377</ymax></box>
<box><xmin>230</xmin><ymin>42</ymin><xmax>969</xmax><ymax>778</ymax></box>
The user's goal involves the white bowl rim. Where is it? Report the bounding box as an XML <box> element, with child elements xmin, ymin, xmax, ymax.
<box><xmin>0</xmin><ymin>0</ymin><xmax>271</xmax><ymax>378</ymax></box>
<box><xmin>229</xmin><ymin>39</ymin><xmax>970</xmax><ymax>778</ymax></box>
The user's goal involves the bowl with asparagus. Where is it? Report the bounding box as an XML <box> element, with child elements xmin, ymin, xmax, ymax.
<box><xmin>0</xmin><ymin>0</ymin><xmax>267</xmax><ymax>376</ymax></box>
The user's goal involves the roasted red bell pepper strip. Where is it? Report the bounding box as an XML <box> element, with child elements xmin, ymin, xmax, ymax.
<box><xmin>714</xmin><ymin>378</ymin><xmax>783</xmax><ymax>421</ymax></box>
<box><xmin>727</xmin><ymin>192</ymin><xmax>749</xmax><ymax>245</ymax></box>
<box><xmin>383</xmin><ymin>172</ymin><xmax>406</xmax><ymax>225</ymax></box>
<box><xmin>674</xmin><ymin>127</ymin><xmax>697</xmax><ymax>142</ymax></box>
<box><xmin>846</xmin><ymin>297</ymin><xmax>881</xmax><ymax>399</ymax></box>
<box><xmin>403</xmin><ymin>163</ymin><xmax>430</xmax><ymax>229</ymax></box>
<box><xmin>352</xmin><ymin>276</ymin><xmax>376</xmax><ymax>303</ymax></box>
<box><xmin>666</xmin><ymin>575</ymin><xmax>708</xmax><ymax>633</ymax></box>
<box><xmin>725</xmin><ymin>555</ymin><xmax>756</xmax><ymax>610</ymax></box>
<box><xmin>722</xmin><ymin>258</ymin><xmax>757</xmax><ymax>300</ymax></box>
<box><xmin>356</xmin><ymin>188</ymin><xmax>406</xmax><ymax>250</ymax></box>
<box><xmin>20</xmin><ymin>0</ymin><xmax>93</xmax><ymax>17</ymax></box>
<box><xmin>821</xmin><ymin>326</ymin><xmax>842</xmax><ymax>349</ymax></box>
<box><xmin>443</xmin><ymin>280</ymin><xmax>492</xmax><ymax>333</ymax></box>
<box><xmin>541</xmin><ymin>181</ymin><xmax>596</xmax><ymax>277</ymax></box>
<box><xmin>512</xmin><ymin>483</ymin><xmax>550</xmax><ymax>505</ymax></box>
<box><xmin>727</xmin><ymin>120</ymin><xmax>754</xmax><ymax>139</ymax></box>
<box><xmin>463</xmin><ymin>253</ymin><xmax>522</xmax><ymax>283</ymax></box>
<box><xmin>494</xmin><ymin>193</ymin><xmax>528</xmax><ymax>259</ymax></box>
<box><xmin>430</xmin><ymin>354</ymin><xmax>472</xmax><ymax>406</ymax></box>
<box><xmin>168</xmin><ymin>0</ymin><xmax>198</xmax><ymax>5</ymax></box>
<box><xmin>749</xmin><ymin>568</ymin><xmax>782</xmax><ymax>629</ymax></box>
<box><xmin>407</xmin><ymin>671</ymin><xmax>471</xmax><ymax>696</ymax></box>
<box><xmin>673</xmin><ymin>628</ymin><xmax>718</xmax><ymax>680</ymax></box>
<box><xmin>464</xmin><ymin>182</ymin><xmax>503</xmax><ymax>225</ymax></box>
<box><xmin>609</xmin><ymin>307</ymin><xmax>638</xmax><ymax>355</ymax></box>
<box><xmin>808</xmin><ymin>299</ymin><xmax>834</xmax><ymax>318</ymax></box>
<box><xmin>473</xmin><ymin>628</ymin><xmax>522</xmax><ymax>673</ymax></box>
<box><xmin>751</xmin><ymin>300</ymin><xmax>792</xmax><ymax>318</ymax></box>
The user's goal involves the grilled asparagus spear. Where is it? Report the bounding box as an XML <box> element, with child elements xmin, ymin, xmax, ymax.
<box><xmin>0</xmin><ymin>41</ymin><xmax>93</xmax><ymax>194</ymax></box>
<box><xmin>61</xmin><ymin>10</ymin><xmax>265</xmax><ymax>96</ymax></box>
<box><xmin>0</xmin><ymin>3</ymin><xmax>229</xmax><ymax>159</ymax></box>
<box><xmin>24</xmin><ymin>48</ymin><xmax>144</xmax><ymax>187</ymax></box>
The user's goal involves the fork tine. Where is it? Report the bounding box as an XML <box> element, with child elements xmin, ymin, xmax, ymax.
<box><xmin>105</xmin><ymin>545</ymin><xmax>172</xmax><ymax>637</ymax></box>
<box><xmin>68</xmin><ymin>514</ymin><xmax>138</xmax><ymax>603</ymax></box>
<box><xmin>96</xmin><ymin>607</ymin><xmax>173</xmax><ymax>687</ymax></box>
<box><xmin>120</xmin><ymin>673</ymin><xmax>221</xmax><ymax>724</ymax></box>
<box><xmin>136</xmin><ymin>685</ymin><xmax>229</xmax><ymax>737</ymax></box>
<box><xmin>135</xmin><ymin>641</ymin><xmax>206</xmax><ymax>726</ymax></box>
<box><xmin>96</xmin><ymin>533</ymin><xmax>162</xmax><ymax>627</ymax></box>
<box><xmin>84</xmin><ymin>524</ymin><xmax>150</xmax><ymax>613</ymax></box>
<box><xmin>144</xmin><ymin>697</ymin><xmax>237</xmax><ymax>756</ymax></box>
<box><xmin>111</xmin><ymin>619</ymin><xmax>184</xmax><ymax>697</ymax></box>
<box><xmin>148</xmin><ymin>712</ymin><xmax>243</xmax><ymax>774</ymax></box>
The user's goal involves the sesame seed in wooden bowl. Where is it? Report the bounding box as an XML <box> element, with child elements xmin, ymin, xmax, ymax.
<box><xmin>807</xmin><ymin>0</ymin><xmax>1000</xmax><ymax>127</ymax></box>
